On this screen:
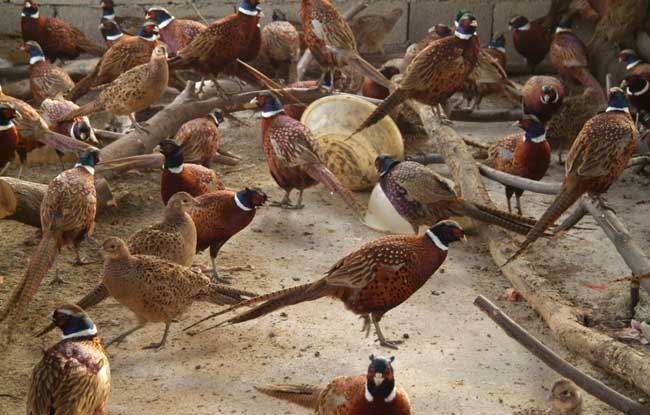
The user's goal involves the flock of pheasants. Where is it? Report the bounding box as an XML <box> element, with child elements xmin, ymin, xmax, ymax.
<box><xmin>0</xmin><ymin>0</ymin><xmax>648</xmax><ymax>413</ymax></box>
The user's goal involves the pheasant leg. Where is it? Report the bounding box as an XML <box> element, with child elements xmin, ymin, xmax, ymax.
<box><xmin>360</xmin><ymin>314</ymin><xmax>372</xmax><ymax>337</ymax></box>
<box><xmin>50</xmin><ymin>262</ymin><xmax>68</xmax><ymax>285</ymax></box>
<box><xmin>505</xmin><ymin>188</ymin><xmax>513</xmax><ymax>214</ymax></box>
<box><xmin>270</xmin><ymin>189</ymin><xmax>304</xmax><ymax>209</ymax></box>
<box><xmin>128</xmin><ymin>113</ymin><xmax>151</xmax><ymax>134</ymax></box>
<box><xmin>0</xmin><ymin>162</ymin><xmax>10</xmax><ymax>176</ymax></box>
<box><xmin>372</xmin><ymin>313</ymin><xmax>402</xmax><ymax>350</ymax></box>
<box><xmin>142</xmin><ymin>322</ymin><xmax>171</xmax><ymax>350</ymax></box>
<box><xmin>105</xmin><ymin>321</ymin><xmax>147</xmax><ymax>348</ymax></box>
<box><xmin>515</xmin><ymin>193</ymin><xmax>523</xmax><ymax>216</ymax></box>
<box><xmin>210</xmin><ymin>255</ymin><xmax>233</xmax><ymax>284</ymax></box>
<box><xmin>209</xmin><ymin>76</ymin><xmax>230</xmax><ymax>100</ymax></box>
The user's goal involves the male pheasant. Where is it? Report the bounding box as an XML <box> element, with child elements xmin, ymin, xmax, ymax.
<box><xmin>22</xmin><ymin>41</ymin><xmax>74</xmax><ymax>105</ymax></box>
<box><xmin>146</xmin><ymin>7</ymin><xmax>206</xmax><ymax>55</ymax></box>
<box><xmin>522</xmin><ymin>76</ymin><xmax>565</xmax><ymax>123</ymax></box>
<box><xmin>509</xmin><ymin>15</ymin><xmax>552</xmax><ymax>74</ymax></box>
<box><xmin>618</xmin><ymin>49</ymin><xmax>650</xmax><ymax>76</ymax></box>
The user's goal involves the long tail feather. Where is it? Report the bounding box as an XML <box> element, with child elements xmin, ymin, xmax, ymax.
<box><xmin>61</xmin><ymin>100</ymin><xmax>104</xmax><ymax>122</ymax></box>
<box><xmin>505</xmin><ymin>182</ymin><xmax>582</xmax><ymax>264</ymax></box>
<box><xmin>462</xmin><ymin>204</ymin><xmax>533</xmax><ymax>235</ymax></box>
<box><xmin>68</xmin><ymin>68</ymin><xmax>98</xmax><ymax>101</ymax></box>
<box><xmin>198</xmin><ymin>283</ymin><xmax>258</xmax><ymax>305</ymax></box>
<box><xmin>304</xmin><ymin>163</ymin><xmax>365</xmax><ymax>218</ymax></box>
<box><xmin>0</xmin><ymin>232</ymin><xmax>58</xmax><ymax>323</ymax></box>
<box><xmin>255</xmin><ymin>384</ymin><xmax>322</xmax><ymax>409</ymax></box>
<box><xmin>347</xmin><ymin>54</ymin><xmax>393</xmax><ymax>89</ymax></box>
<box><xmin>350</xmin><ymin>88</ymin><xmax>408</xmax><ymax>137</ymax></box>
<box><xmin>572</xmin><ymin>68</ymin><xmax>605</xmax><ymax>100</ymax></box>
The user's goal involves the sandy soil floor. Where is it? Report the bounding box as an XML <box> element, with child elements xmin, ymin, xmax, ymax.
<box><xmin>1</xmin><ymin>98</ymin><xmax>649</xmax><ymax>414</ymax></box>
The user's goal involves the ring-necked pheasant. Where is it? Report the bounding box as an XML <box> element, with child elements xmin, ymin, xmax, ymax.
<box><xmin>21</xmin><ymin>0</ymin><xmax>106</xmax><ymax>62</ymax></box>
<box><xmin>484</xmin><ymin>32</ymin><xmax>507</xmax><ymax>70</ymax></box>
<box><xmin>62</xmin><ymin>44</ymin><xmax>169</xmax><ymax>132</ymax></box>
<box><xmin>522</xmin><ymin>76</ymin><xmax>565</xmax><ymax>123</ymax></box>
<box><xmin>96</xmin><ymin>236</ymin><xmax>257</xmax><ymax>349</ymax></box>
<box><xmin>0</xmin><ymin>149</ymin><xmax>99</xmax><ymax>324</ymax></box>
<box><xmin>549</xmin><ymin>17</ymin><xmax>604</xmax><ymax>100</ymax></box>
<box><xmin>101</xmin><ymin>0</ymin><xmax>144</xmax><ymax>36</ymax></box>
<box><xmin>158</xmin><ymin>139</ymin><xmax>225</xmax><ymax>204</ymax></box>
<box><xmin>22</xmin><ymin>41</ymin><xmax>74</xmax><ymax>105</ymax></box>
<box><xmin>70</xmin><ymin>20</ymin><xmax>160</xmax><ymax>101</ymax></box>
<box><xmin>375</xmin><ymin>156</ymin><xmax>538</xmax><ymax>233</ymax></box>
<box><xmin>621</xmin><ymin>74</ymin><xmax>650</xmax><ymax>114</ymax></box>
<box><xmin>246</xmin><ymin>93</ymin><xmax>363</xmax><ymax>216</ymax></box>
<box><xmin>186</xmin><ymin>220</ymin><xmax>465</xmax><ymax>349</ymax></box>
<box><xmin>29</xmin><ymin>304</ymin><xmax>111</xmax><ymax>415</ymax></box>
<box><xmin>0</xmin><ymin>104</ymin><xmax>22</xmax><ymax>175</ymax></box>
<box><xmin>174</xmin><ymin>111</ymin><xmax>225</xmax><ymax>167</ymax></box>
<box><xmin>509</xmin><ymin>15</ymin><xmax>552</xmax><ymax>74</ymax></box>
<box><xmin>257</xmin><ymin>355</ymin><xmax>411</xmax><ymax>414</ymax></box>
<box><xmin>485</xmin><ymin>118</ymin><xmax>551</xmax><ymax>215</ymax></box>
<box><xmin>187</xmin><ymin>188</ymin><xmax>267</xmax><ymax>282</ymax></box>
<box><xmin>100</xmin><ymin>19</ymin><xmax>126</xmax><ymax>48</ymax></box>
<box><xmin>300</xmin><ymin>0</ymin><xmax>391</xmax><ymax>89</ymax></box>
<box><xmin>145</xmin><ymin>7</ymin><xmax>206</xmax><ymax>56</ymax></box>
<box><xmin>362</xmin><ymin>66</ymin><xmax>400</xmax><ymax>100</ymax></box>
<box><xmin>351</xmin><ymin>13</ymin><xmax>479</xmax><ymax>134</ymax></box>
<box><xmin>40</xmin><ymin>98</ymin><xmax>98</xmax><ymax>148</ymax></box>
<box><xmin>507</xmin><ymin>88</ymin><xmax>638</xmax><ymax>264</ymax></box>
<box><xmin>407</xmin><ymin>23</ymin><xmax>452</xmax><ymax>60</ymax></box>
<box><xmin>618</xmin><ymin>49</ymin><xmax>650</xmax><ymax>76</ymax></box>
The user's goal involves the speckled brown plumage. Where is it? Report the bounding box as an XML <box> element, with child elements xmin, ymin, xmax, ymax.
<box><xmin>41</xmin><ymin>98</ymin><xmax>98</xmax><ymax>147</ymax></box>
<box><xmin>69</xmin><ymin>21</ymin><xmax>160</xmax><ymax>101</ymax></box>
<box><xmin>22</xmin><ymin>41</ymin><xmax>74</xmax><ymax>105</ymax></box>
<box><xmin>98</xmin><ymin>236</ymin><xmax>257</xmax><ymax>348</ymax></box>
<box><xmin>146</xmin><ymin>7</ymin><xmax>205</xmax><ymax>56</ymax></box>
<box><xmin>28</xmin><ymin>305</ymin><xmax>110</xmax><ymax>415</ymax></box>
<box><xmin>349</xmin><ymin>8</ymin><xmax>404</xmax><ymax>56</ymax></box>
<box><xmin>514</xmin><ymin>379</ymin><xmax>583</xmax><ymax>415</ymax></box>
<box><xmin>257</xmin><ymin>356</ymin><xmax>411</xmax><ymax>415</ymax></box>
<box><xmin>128</xmin><ymin>192</ymin><xmax>198</xmax><ymax>267</ymax></box>
<box><xmin>259</xmin><ymin>15</ymin><xmax>301</xmax><ymax>82</ymax></box>
<box><xmin>62</xmin><ymin>45</ymin><xmax>169</xmax><ymax>122</ymax></box>
<box><xmin>194</xmin><ymin>221</ymin><xmax>464</xmax><ymax>349</ymax></box>
<box><xmin>522</xmin><ymin>76</ymin><xmax>565</xmax><ymax>123</ymax></box>
<box><xmin>587</xmin><ymin>0</ymin><xmax>648</xmax><ymax>50</ymax></box>
<box><xmin>174</xmin><ymin>114</ymin><xmax>222</xmax><ymax>166</ymax></box>
<box><xmin>21</xmin><ymin>0</ymin><xmax>106</xmax><ymax>62</ymax></box>
<box><xmin>508</xmin><ymin>88</ymin><xmax>638</xmax><ymax>262</ymax></box>
<box><xmin>407</xmin><ymin>24</ymin><xmax>452</xmax><ymax>61</ymax></box>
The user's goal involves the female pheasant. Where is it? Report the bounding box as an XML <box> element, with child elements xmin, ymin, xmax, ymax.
<box><xmin>0</xmin><ymin>104</ymin><xmax>21</xmax><ymax>175</ymax></box>
<box><xmin>22</xmin><ymin>41</ymin><xmax>74</xmax><ymax>105</ymax></box>
<box><xmin>507</xmin><ymin>88</ymin><xmax>638</xmax><ymax>263</ymax></box>
<box><xmin>485</xmin><ymin>118</ymin><xmax>552</xmax><ymax>215</ymax></box>
<box><xmin>158</xmin><ymin>139</ymin><xmax>225</xmax><ymax>204</ymax></box>
<box><xmin>509</xmin><ymin>15</ymin><xmax>552</xmax><ymax>74</ymax></box>
<box><xmin>21</xmin><ymin>0</ymin><xmax>106</xmax><ymax>62</ymax></box>
<box><xmin>62</xmin><ymin>44</ymin><xmax>169</xmax><ymax>131</ymax></box>
<box><xmin>187</xmin><ymin>220</ymin><xmax>465</xmax><ymax>349</ymax></box>
<box><xmin>257</xmin><ymin>355</ymin><xmax>411</xmax><ymax>415</ymax></box>
<box><xmin>187</xmin><ymin>188</ymin><xmax>267</xmax><ymax>282</ymax></box>
<box><xmin>549</xmin><ymin>18</ymin><xmax>604</xmax><ymax>99</ymax></box>
<box><xmin>349</xmin><ymin>8</ymin><xmax>404</xmax><ymax>56</ymax></box>
<box><xmin>300</xmin><ymin>0</ymin><xmax>391</xmax><ymax>89</ymax></box>
<box><xmin>174</xmin><ymin>111</ymin><xmax>224</xmax><ymax>167</ymax></box>
<box><xmin>618</xmin><ymin>49</ymin><xmax>650</xmax><ymax>76</ymax></box>
<box><xmin>352</xmin><ymin>13</ymin><xmax>479</xmax><ymax>134</ymax></box>
<box><xmin>146</xmin><ymin>7</ymin><xmax>206</xmax><ymax>55</ymax></box>
<box><xmin>70</xmin><ymin>20</ymin><xmax>160</xmax><ymax>101</ymax></box>
<box><xmin>0</xmin><ymin>149</ymin><xmax>99</xmax><ymax>324</ymax></box>
<box><xmin>247</xmin><ymin>93</ymin><xmax>363</xmax><ymax>216</ymax></box>
<box><xmin>522</xmin><ymin>76</ymin><xmax>565</xmax><ymax>123</ymax></box>
<box><xmin>29</xmin><ymin>304</ymin><xmax>111</xmax><ymax>415</ymax></box>
<box><xmin>259</xmin><ymin>10</ymin><xmax>301</xmax><ymax>82</ymax></box>
<box><xmin>375</xmin><ymin>156</ymin><xmax>539</xmax><ymax>233</ymax></box>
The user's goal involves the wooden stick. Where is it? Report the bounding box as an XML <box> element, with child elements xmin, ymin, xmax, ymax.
<box><xmin>405</xmin><ymin>154</ymin><xmax>445</xmax><ymax>164</ymax></box>
<box><xmin>94</xmin><ymin>129</ymin><xmax>123</xmax><ymax>143</ymax></box>
<box><xmin>449</xmin><ymin>109</ymin><xmax>523</xmax><ymax>122</ymax></box>
<box><xmin>474</xmin><ymin>295</ymin><xmax>650</xmax><ymax>415</ymax></box>
<box><xmin>0</xmin><ymin>58</ymin><xmax>99</xmax><ymax>81</ymax></box>
<box><xmin>478</xmin><ymin>165</ymin><xmax>561</xmax><ymax>194</ymax></box>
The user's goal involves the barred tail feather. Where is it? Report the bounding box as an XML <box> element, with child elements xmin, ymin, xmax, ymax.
<box><xmin>255</xmin><ymin>384</ymin><xmax>322</xmax><ymax>409</ymax></box>
<box><xmin>199</xmin><ymin>284</ymin><xmax>258</xmax><ymax>305</ymax></box>
<box><xmin>0</xmin><ymin>233</ymin><xmax>58</xmax><ymax>323</ymax></box>
<box><xmin>61</xmin><ymin>100</ymin><xmax>104</xmax><ymax>122</ymax></box>
<box><xmin>474</xmin><ymin>203</ymin><xmax>538</xmax><ymax>226</ymax></box>
<box><xmin>304</xmin><ymin>163</ymin><xmax>365</xmax><ymax>218</ymax></box>
<box><xmin>347</xmin><ymin>54</ymin><xmax>393</xmax><ymax>89</ymax></box>
<box><xmin>462</xmin><ymin>203</ymin><xmax>535</xmax><ymax>236</ymax></box>
<box><xmin>350</xmin><ymin>88</ymin><xmax>408</xmax><ymax>137</ymax></box>
<box><xmin>68</xmin><ymin>70</ymin><xmax>98</xmax><ymax>101</ymax></box>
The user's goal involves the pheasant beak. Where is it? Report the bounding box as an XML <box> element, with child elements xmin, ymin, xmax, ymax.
<box><xmin>469</xmin><ymin>20</ymin><xmax>478</xmax><ymax>27</ymax></box>
<box><xmin>13</xmin><ymin>110</ymin><xmax>23</xmax><ymax>120</ymax></box>
<box><xmin>243</xmin><ymin>98</ymin><xmax>259</xmax><ymax>110</ymax></box>
<box><xmin>373</xmin><ymin>373</ymin><xmax>384</xmax><ymax>385</ymax></box>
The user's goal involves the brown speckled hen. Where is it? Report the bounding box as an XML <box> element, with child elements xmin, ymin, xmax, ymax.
<box><xmin>187</xmin><ymin>220</ymin><xmax>465</xmax><ymax>349</ymax></box>
<box><xmin>70</xmin><ymin>20</ymin><xmax>160</xmax><ymax>101</ymax></box>
<box><xmin>509</xmin><ymin>15</ymin><xmax>552</xmax><ymax>74</ymax></box>
<box><xmin>352</xmin><ymin>13</ymin><xmax>479</xmax><ymax>134</ymax></box>
<box><xmin>21</xmin><ymin>0</ymin><xmax>106</xmax><ymax>62</ymax></box>
<box><xmin>146</xmin><ymin>7</ymin><xmax>205</xmax><ymax>56</ymax></box>
<box><xmin>522</xmin><ymin>76</ymin><xmax>565</xmax><ymax>123</ymax></box>
<box><xmin>174</xmin><ymin>111</ymin><xmax>224</xmax><ymax>167</ymax></box>
<box><xmin>507</xmin><ymin>88</ymin><xmax>638</xmax><ymax>263</ymax></box>
<box><xmin>349</xmin><ymin>8</ymin><xmax>404</xmax><ymax>56</ymax></box>
<box><xmin>259</xmin><ymin>10</ymin><xmax>301</xmax><ymax>82</ymax></box>
<box><xmin>22</xmin><ymin>41</ymin><xmax>74</xmax><ymax>105</ymax></box>
<box><xmin>257</xmin><ymin>355</ymin><xmax>411</xmax><ymax>415</ymax></box>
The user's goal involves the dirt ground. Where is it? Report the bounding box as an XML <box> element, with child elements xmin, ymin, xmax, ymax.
<box><xmin>1</xmin><ymin>96</ymin><xmax>649</xmax><ymax>414</ymax></box>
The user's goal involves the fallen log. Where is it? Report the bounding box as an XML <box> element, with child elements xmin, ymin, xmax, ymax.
<box><xmin>0</xmin><ymin>58</ymin><xmax>99</xmax><ymax>81</ymax></box>
<box><xmin>416</xmin><ymin>102</ymin><xmax>650</xmax><ymax>399</ymax></box>
<box><xmin>449</xmin><ymin>108</ymin><xmax>523</xmax><ymax>122</ymax></box>
<box><xmin>478</xmin><ymin>164</ymin><xmax>561</xmax><ymax>194</ymax></box>
<box><xmin>0</xmin><ymin>177</ymin><xmax>115</xmax><ymax>228</ymax></box>
<box><xmin>474</xmin><ymin>295</ymin><xmax>650</xmax><ymax>415</ymax></box>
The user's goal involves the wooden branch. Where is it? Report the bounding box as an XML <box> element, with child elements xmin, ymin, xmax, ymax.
<box><xmin>0</xmin><ymin>177</ymin><xmax>115</xmax><ymax>228</ymax></box>
<box><xmin>94</xmin><ymin>129</ymin><xmax>123</xmax><ymax>143</ymax></box>
<box><xmin>0</xmin><ymin>58</ymin><xmax>98</xmax><ymax>81</ymax></box>
<box><xmin>296</xmin><ymin>1</ymin><xmax>368</xmax><ymax>80</ymax></box>
<box><xmin>405</xmin><ymin>154</ymin><xmax>445</xmax><ymax>164</ymax></box>
<box><xmin>554</xmin><ymin>202</ymin><xmax>588</xmax><ymax>233</ymax></box>
<box><xmin>415</xmin><ymin>102</ymin><xmax>650</xmax><ymax>399</ymax></box>
<box><xmin>478</xmin><ymin>165</ymin><xmax>561</xmax><ymax>194</ymax></box>
<box><xmin>506</xmin><ymin>62</ymin><xmax>556</xmax><ymax>76</ymax></box>
<box><xmin>449</xmin><ymin>109</ymin><xmax>523</xmax><ymax>122</ymax></box>
<box><xmin>474</xmin><ymin>295</ymin><xmax>650</xmax><ymax>415</ymax></box>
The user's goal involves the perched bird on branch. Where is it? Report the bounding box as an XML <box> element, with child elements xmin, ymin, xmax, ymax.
<box><xmin>22</xmin><ymin>41</ymin><xmax>74</xmax><ymax>105</ymax></box>
<box><xmin>352</xmin><ymin>13</ymin><xmax>479</xmax><ymax>134</ymax></box>
<box><xmin>174</xmin><ymin>111</ymin><xmax>225</xmax><ymax>167</ymax></box>
<box><xmin>187</xmin><ymin>220</ymin><xmax>465</xmax><ymax>349</ymax></box>
<box><xmin>146</xmin><ymin>7</ymin><xmax>205</xmax><ymax>56</ymax></box>
<box><xmin>509</xmin><ymin>15</ymin><xmax>553</xmax><ymax>74</ymax></box>
<box><xmin>245</xmin><ymin>93</ymin><xmax>363</xmax><ymax>216</ymax></box>
<box><xmin>507</xmin><ymin>88</ymin><xmax>638</xmax><ymax>263</ymax></box>
<box><xmin>257</xmin><ymin>355</ymin><xmax>411</xmax><ymax>414</ymax></box>
<box><xmin>0</xmin><ymin>149</ymin><xmax>99</xmax><ymax>324</ymax></box>
<box><xmin>522</xmin><ymin>76</ymin><xmax>565</xmax><ymax>123</ymax></box>
<box><xmin>485</xmin><ymin>118</ymin><xmax>551</xmax><ymax>215</ymax></box>
<box><xmin>21</xmin><ymin>0</ymin><xmax>106</xmax><ymax>62</ymax></box>
<box><xmin>29</xmin><ymin>305</ymin><xmax>111</xmax><ymax>415</ymax></box>
<box><xmin>349</xmin><ymin>7</ymin><xmax>404</xmax><ymax>56</ymax></box>
<box><xmin>62</xmin><ymin>44</ymin><xmax>169</xmax><ymax>132</ymax></box>
<box><xmin>0</xmin><ymin>104</ymin><xmax>22</xmax><ymax>176</ymax></box>
<box><xmin>300</xmin><ymin>0</ymin><xmax>392</xmax><ymax>89</ymax></box>
<box><xmin>375</xmin><ymin>156</ymin><xmax>538</xmax><ymax>233</ymax></box>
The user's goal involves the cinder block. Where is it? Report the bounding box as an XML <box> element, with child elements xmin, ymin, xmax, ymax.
<box><xmin>408</xmin><ymin>0</ymin><xmax>493</xmax><ymax>46</ymax></box>
<box><xmin>0</xmin><ymin>3</ymin><xmax>26</xmax><ymax>35</ymax></box>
